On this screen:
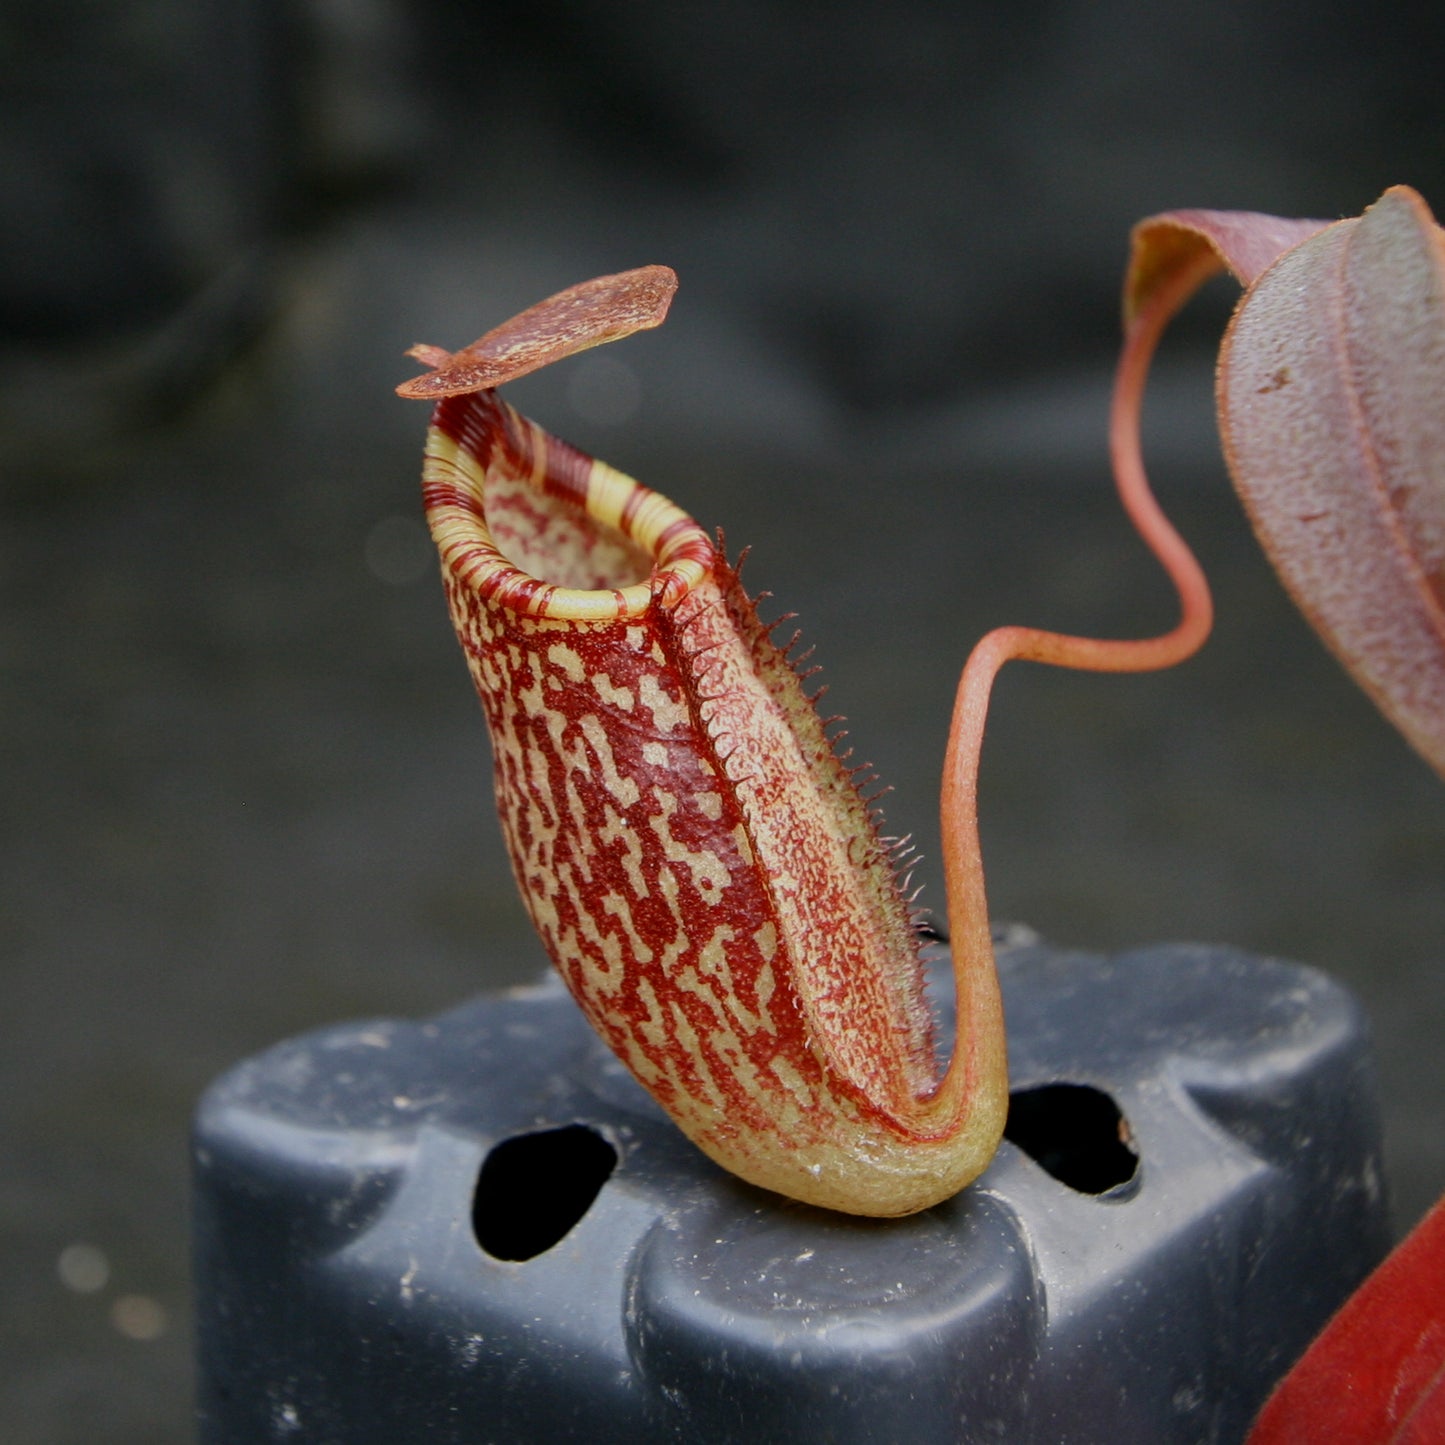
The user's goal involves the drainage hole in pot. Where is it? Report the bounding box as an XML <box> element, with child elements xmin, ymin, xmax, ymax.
<box><xmin>1004</xmin><ymin>1083</ymin><xmax>1139</xmax><ymax>1196</ymax></box>
<box><xmin>473</xmin><ymin>1124</ymin><xmax>618</xmax><ymax>1261</ymax></box>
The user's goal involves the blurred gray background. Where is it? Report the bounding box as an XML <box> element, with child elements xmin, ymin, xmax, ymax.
<box><xmin>3</xmin><ymin>3</ymin><xmax>1444</xmax><ymax>1440</ymax></box>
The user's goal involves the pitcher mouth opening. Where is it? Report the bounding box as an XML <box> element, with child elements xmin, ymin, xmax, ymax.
<box><xmin>421</xmin><ymin>389</ymin><xmax>714</xmax><ymax>623</ymax></box>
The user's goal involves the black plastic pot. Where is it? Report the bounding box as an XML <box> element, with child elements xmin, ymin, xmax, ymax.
<box><xmin>194</xmin><ymin>936</ymin><xmax>1389</xmax><ymax>1443</ymax></box>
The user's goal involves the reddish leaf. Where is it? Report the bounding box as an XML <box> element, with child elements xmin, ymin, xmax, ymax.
<box><xmin>1125</xmin><ymin>188</ymin><xmax>1445</xmax><ymax>777</ymax></box>
<box><xmin>1247</xmin><ymin>1194</ymin><xmax>1445</xmax><ymax>1443</ymax></box>
<box><xmin>1217</xmin><ymin>186</ymin><xmax>1445</xmax><ymax>778</ymax></box>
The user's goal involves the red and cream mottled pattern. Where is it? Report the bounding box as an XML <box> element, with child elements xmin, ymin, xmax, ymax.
<box><xmin>422</xmin><ymin>389</ymin><xmax>1000</xmax><ymax>1214</ymax></box>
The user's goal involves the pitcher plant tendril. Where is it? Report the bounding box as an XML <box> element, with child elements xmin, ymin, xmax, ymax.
<box><xmin>397</xmin><ymin>263</ymin><xmax>1212</xmax><ymax>1217</ymax></box>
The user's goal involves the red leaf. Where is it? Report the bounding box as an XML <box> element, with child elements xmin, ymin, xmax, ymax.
<box><xmin>1248</xmin><ymin>1193</ymin><xmax>1445</xmax><ymax>1443</ymax></box>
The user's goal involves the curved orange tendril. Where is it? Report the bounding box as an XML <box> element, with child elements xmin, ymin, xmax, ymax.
<box><xmin>938</xmin><ymin>253</ymin><xmax>1216</xmax><ymax>1106</ymax></box>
